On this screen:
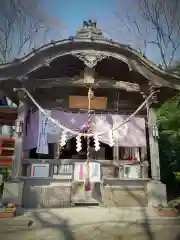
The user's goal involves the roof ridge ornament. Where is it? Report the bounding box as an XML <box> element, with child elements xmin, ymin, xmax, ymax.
<box><xmin>76</xmin><ymin>20</ymin><xmax>104</xmax><ymax>40</ymax></box>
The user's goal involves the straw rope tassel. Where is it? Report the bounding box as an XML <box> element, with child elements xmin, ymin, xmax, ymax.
<box><xmin>84</xmin><ymin>88</ymin><xmax>93</xmax><ymax>191</ymax></box>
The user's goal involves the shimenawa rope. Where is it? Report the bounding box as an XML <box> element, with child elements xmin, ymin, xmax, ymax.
<box><xmin>13</xmin><ymin>88</ymin><xmax>157</xmax><ymax>137</ymax></box>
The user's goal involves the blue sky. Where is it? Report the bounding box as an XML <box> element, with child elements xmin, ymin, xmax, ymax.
<box><xmin>43</xmin><ymin>0</ymin><xmax>162</xmax><ymax>64</ymax></box>
<box><xmin>1</xmin><ymin>0</ymin><xmax>176</xmax><ymax>65</ymax></box>
<box><xmin>44</xmin><ymin>0</ymin><xmax>116</xmax><ymax>37</ymax></box>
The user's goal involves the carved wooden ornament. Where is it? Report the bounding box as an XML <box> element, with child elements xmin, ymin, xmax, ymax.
<box><xmin>73</xmin><ymin>52</ymin><xmax>107</xmax><ymax>68</ymax></box>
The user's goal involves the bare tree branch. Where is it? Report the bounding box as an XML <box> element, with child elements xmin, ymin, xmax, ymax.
<box><xmin>115</xmin><ymin>0</ymin><xmax>180</xmax><ymax>69</ymax></box>
<box><xmin>0</xmin><ymin>0</ymin><xmax>63</xmax><ymax>63</ymax></box>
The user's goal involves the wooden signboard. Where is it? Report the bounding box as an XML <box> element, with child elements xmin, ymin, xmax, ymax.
<box><xmin>69</xmin><ymin>95</ymin><xmax>107</xmax><ymax>110</ymax></box>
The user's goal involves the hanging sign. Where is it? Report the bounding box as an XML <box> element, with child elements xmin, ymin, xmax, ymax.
<box><xmin>73</xmin><ymin>162</ymin><xmax>101</xmax><ymax>182</ymax></box>
<box><xmin>36</xmin><ymin>110</ymin><xmax>51</xmax><ymax>154</ymax></box>
<box><xmin>69</xmin><ymin>96</ymin><xmax>107</xmax><ymax>109</ymax></box>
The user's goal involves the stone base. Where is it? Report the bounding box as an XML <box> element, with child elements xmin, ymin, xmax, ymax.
<box><xmin>71</xmin><ymin>182</ymin><xmax>102</xmax><ymax>204</ymax></box>
<box><xmin>22</xmin><ymin>179</ymin><xmax>71</xmax><ymax>208</ymax></box>
<box><xmin>147</xmin><ymin>180</ymin><xmax>167</xmax><ymax>207</ymax></box>
<box><xmin>2</xmin><ymin>181</ymin><xmax>24</xmax><ymax>206</ymax></box>
<box><xmin>103</xmin><ymin>186</ymin><xmax>148</xmax><ymax>207</ymax></box>
<box><xmin>102</xmin><ymin>178</ymin><xmax>149</xmax><ymax>207</ymax></box>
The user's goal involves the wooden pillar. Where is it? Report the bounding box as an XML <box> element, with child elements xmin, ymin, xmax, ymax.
<box><xmin>11</xmin><ymin>101</ymin><xmax>27</xmax><ymax>180</ymax></box>
<box><xmin>113</xmin><ymin>145</ymin><xmax>119</xmax><ymax>163</ymax></box>
<box><xmin>148</xmin><ymin>107</ymin><xmax>160</xmax><ymax>181</ymax></box>
<box><xmin>113</xmin><ymin>145</ymin><xmax>122</xmax><ymax>178</ymax></box>
<box><xmin>53</xmin><ymin>142</ymin><xmax>60</xmax><ymax>159</ymax></box>
<box><xmin>84</xmin><ymin>67</ymin><xmax>95</xmax><ymax>84</ymax></box>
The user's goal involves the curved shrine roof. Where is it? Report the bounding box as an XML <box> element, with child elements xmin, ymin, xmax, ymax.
<box><xmin>0</xmin><ymin>20</ymin><xmax>180</xmax><ymax>91</ymax></box>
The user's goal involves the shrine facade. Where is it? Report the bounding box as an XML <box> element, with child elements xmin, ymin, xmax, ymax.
<box><xmin>1</xmin><ymin>20</ymin><xmax>180</xmax><ymax>208</ymax></box>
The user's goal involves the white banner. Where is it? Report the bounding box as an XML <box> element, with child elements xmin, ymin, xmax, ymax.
<box><xmin>24</xmin><ymin>111</ymin><xmax>146</xmax><ymax>150</ymax></box>
<box><xmin>36</xmin><ymin>110</ymin><xmax>51</xmax><ymax>154</ymax></box>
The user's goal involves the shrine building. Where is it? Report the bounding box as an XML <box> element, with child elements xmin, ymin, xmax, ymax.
<box><xmin>0</xmin><ymin>20</ymin><xmax>180</xmax><ymax>208</ymax></box>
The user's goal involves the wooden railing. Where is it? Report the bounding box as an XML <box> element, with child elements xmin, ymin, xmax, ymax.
<box><xmin>0</xmin><ymin>138</ymin><xmax>15</xmax><ymax>166</ymax></box>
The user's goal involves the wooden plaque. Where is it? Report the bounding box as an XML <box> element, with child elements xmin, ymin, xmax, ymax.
<box><xmin>69</xmin><ymin>95</ymin><xmax>107</xmax><ymax>109</ymax></box>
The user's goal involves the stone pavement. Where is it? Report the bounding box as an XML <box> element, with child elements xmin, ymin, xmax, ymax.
<box><xmin>0</xmin><ymin>207</ymin><xmax>180</xmax><ymax>240</ymax></box>
<box><xmin>19</xmin><ymin>207</ymin><xmax>180</xmax><ymax>225</ymax></box>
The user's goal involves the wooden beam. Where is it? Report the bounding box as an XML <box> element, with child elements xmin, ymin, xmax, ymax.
<box><xmin>22</xmin><ymin>158</ymin><xmax>115</xmax><ymax>165</ymax></box>
<box><xmin>25</xmin><ymin>77</ymin><xmax>141</xmax><ymax>92</ymax></box>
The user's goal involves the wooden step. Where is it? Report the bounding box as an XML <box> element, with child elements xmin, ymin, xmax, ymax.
<box><xmin>0</xmin><ymin>155</ymin><xmax>24</xmax><ymax>161</ymax></box>
<box><xmin>0</xmin><ymin>147</ymin><xmax>14</xmax><ymax>151</ymax></box>
<box><xmin>0</xmin><ymin>138</ymin><xmax>15</xmax><ymax>142</ymax></box>
<box><xmin>0</xmin><ymin>160</ymin><xmax>12</xmax><ymax>166</ymax></box>
<box><xmin>0</xmin><ymin>155</ymin><xmax>13</xmax><ymax>166</ymax></box>
<box><xmin>0</xmin><ymin>156</ymin><xmax>13</xmax><ymax>160</ymax></box>
<box><xmin>0</xmin><ymin>143</ymin><xmax>14</xmax><ymax>149</ymax></box>
<box><xmin>0</xmin><ymin>108</ymin><xmax>17</xmax><ymax>124</ymax></box>
<box><xmin>0</xmin><ymin>107</ymin><xmax>17</xmax><ymax>113</ymax></box>
<box><xmin>0</xmin><ymin>207</ymin><xmax>16</xmax><ymax>218</ymax></box>
<box><xmin>0</xmin><ymin>119</ymin><xmax>15</xmax><ymax>125</ymax></box>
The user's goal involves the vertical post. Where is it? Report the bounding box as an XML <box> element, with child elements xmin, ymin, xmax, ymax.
<box><xmin>113</xmin><ymin>145</ymin><xmax>121</xmax><ymax>177</ymax></box>
<box><xmin>113</xmin><ymin>146</ymin><xmax>119</xmax><ymax>163</ymax></box>
<box><xmin>140</xmin><ymin>147</ymin><xmax>149</xmax><ymax>178</ymax></box>
<box><xmin>11</xmin><ymin>101</ymin><xmax>27</xmax><ymax>180</ymax></box>
<box><xmin>145</xmin><ymin>87</ymin><xmax>167</xmax><ymax>207</ymax></box>
<box><xmin>84</xmin><ymin>67</ymin><xmax>95</xmax><ymax>84</ymax></box>
<box><xmin>148</xmin><ymin>107</ymin><xmax>160</xmax><ymax>181</ymax></box>
<box><xmin>86</xmin><ymin>88</ymin><xmax>92</xmax><ymax>165</ymax></box>
<box><xmin>84</xmin><ymin>88</ymin><xmax>93</xmax><ymax>191</ymax></box>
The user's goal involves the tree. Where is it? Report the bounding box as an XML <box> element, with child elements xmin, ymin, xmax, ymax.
<box><xmin>114</xmin><ymin>1</ymin><xmax>180</xmax><ymax>193</ymax></box>
<box><xmin>157</xmin><ymin>94</ymin><xmax>180</xmax><ymax>190</ymax></box>
<box><xmin>0</xmin><ymin>0</ymin><xmax>62</xmax><ymax>63</ymax></box>
<box><xmin>115</xmin><ymin>0</ymin><xmax>180</xmax><ymax>69</ymax></box>
<box><xmin>167</xmin><ymin>61</ymin><xmax>180</xmax><ymax>76</ymax></box>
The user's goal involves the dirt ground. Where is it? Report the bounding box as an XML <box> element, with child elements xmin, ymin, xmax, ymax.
<box><xmin>0</xmin><ymin>207</ymin><xmax>180</xmax><ymax>240</ymax></box>
<box><xmin>1</xmin><ymin>222</ymin><xmax>180</xmax><ymax>240</ymax></box>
